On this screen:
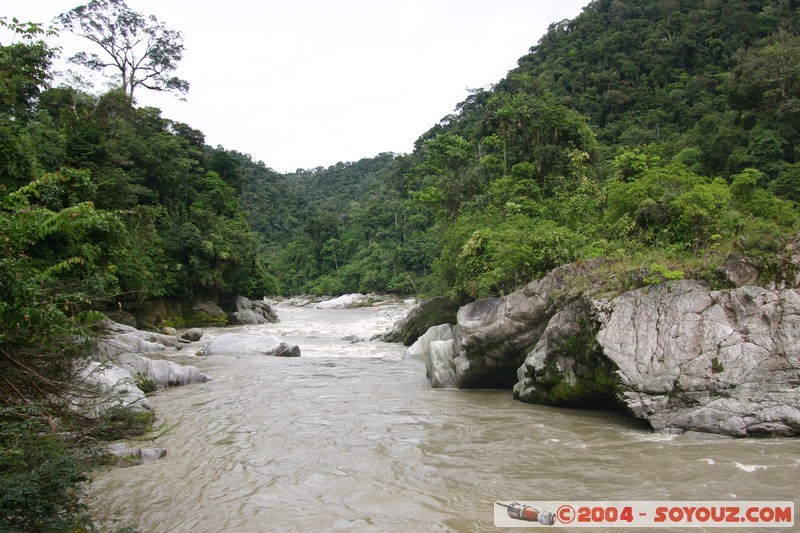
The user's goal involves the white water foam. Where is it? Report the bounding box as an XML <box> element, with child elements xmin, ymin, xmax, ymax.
<box><xmin>734</xmin><ymin>462</ymin><xmax>768</xmax><ymax>473</ymax></box>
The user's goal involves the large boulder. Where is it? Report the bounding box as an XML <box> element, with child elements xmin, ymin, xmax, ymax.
<box><xmin>78</xmin><ymin>361</ymin><xmax>153</xmax><ymax>413</ymax></box>
<box><xmin>378</xmin><ymin>296</ymin><xmax>460</xmax><ymax>346</ymax></box>
<box><xmin>414</xmin><ymin>260</ymin><xmax>800</xmax><ymax>437</ymax></box>
<box><xmin>594</xmin><ymin>282</ymin><xmax>800</xmax><ymax>436</ymax></box>
<box><xmin>189</xmin><ymin>300</ymin><xmax>228</xmax><ymax>326</ymax></box>
<box><xmin>181</xmin><ymin>328</ymin><xmax>204</xmax><ymax>342</ymax></box>
<box><xmin>116</xmin><ymin>352</ymin><xmax>210</xmax><ymax>389</ymax></box>
<box><xmin>230</xmin><ymin>296</ymin><xmax>279</xmax><ymax>324</ymax></box>
<box><xmin>316</xmin><ymin>293</ymin><xmax>374</xmax><ymax>309</ymax></box>
<box><xmin>97</xmin><ymin>320</ymin><xmax>186</xmax><ymax>358</ymax></box>
<box><xmin>453</xmin><ymin>261</ymin><xmax>602</xmax><ymax>389</ymax></box>
<box><xmin>201</xmin><ymin>333</ymin><xmax>300</xmax><ymax>357</ymax></box>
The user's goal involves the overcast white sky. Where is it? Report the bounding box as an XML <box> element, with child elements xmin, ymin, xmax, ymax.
<box><xmin>6</xmin><ymin>0</ymin><xmax>590</xmax><ymax>172</ymax></box>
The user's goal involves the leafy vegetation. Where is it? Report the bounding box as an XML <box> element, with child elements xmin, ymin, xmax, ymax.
<box><xmin>0</xmin><ymin>6</ymin><xmax>270</xmax><ymax>530</ymax></box>
<box><xmin>0</xmin><ymin>407</ymin><xmax>93</xmax><ymax>531</ymax></box>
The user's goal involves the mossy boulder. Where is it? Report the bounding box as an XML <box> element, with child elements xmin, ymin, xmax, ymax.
<box><xmin>379</xmin><ymin>296</ymin><xmax>460</xmax><ymax>346</ymax></box>
<box><xmin>514</xmin><ymin>298</ymin><xmax>622</xmax><ymax>409</ymax></box>
<box><xmin>186</xmin><ymin>300</ymin><xmax>228</xmax><ymax>327</ymax></box>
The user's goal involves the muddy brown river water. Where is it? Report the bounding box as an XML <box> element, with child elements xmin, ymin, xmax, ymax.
<box><xmin>88</xmin><ymin>302</ymin><xmax>800</xmax><ymax>532</ymax></box>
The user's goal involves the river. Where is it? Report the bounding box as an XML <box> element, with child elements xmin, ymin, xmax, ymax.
<box><xmin>88</xmin><ymin>302</ymin><xmax>799</xmax><ymax>532</ymax></box>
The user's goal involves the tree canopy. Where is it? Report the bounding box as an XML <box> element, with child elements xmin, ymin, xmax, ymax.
<box><xmin>56</xmin><ymin>0</ymin><xmax>188</xmax><ymax>99</ymax></box>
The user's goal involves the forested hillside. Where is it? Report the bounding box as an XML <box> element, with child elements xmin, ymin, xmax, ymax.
<box><xmin>261</xmin><ymin>0</ymin><xmax>800</xmax><ymax>299</ymax></box>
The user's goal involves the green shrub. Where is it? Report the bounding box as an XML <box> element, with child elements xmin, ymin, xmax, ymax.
<box><xmin>0</xmin><ymin>408</ymin><xmax>92</xmax><ymax>532</ymax></box>
<box><xmin>438</xmin><ymin>213</ymin><xmax>583</xmax><ymax>299</ymax></box>
<box><xmin>643</xmin><ymin>264</ymin><xmax>685</xmax><ymax>285</ymax></box>
<box><xmin>85</xmin><ymin>406</ymin><xmax>156</xmax><ymax>441</ymax></box>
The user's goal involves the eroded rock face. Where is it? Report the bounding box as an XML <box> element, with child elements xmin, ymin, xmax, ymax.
<box><xmin>378</xmin><ymin>297</ymin><xmax>460</xmax><ymax>346</ymax></box>
<box><xmin>79</xmin><ymin>321</ymin><xmax>211</xmax><ymax>419</ymax></box>
<box><xmin>405</xmin><ymin>324</ymin><xmax>460</xmax><ymax>387</ymax></box>
<box><xmin>97</xmin><ymin>320</ymin><xmax>187</xmax><ymax>358</ymax></box>
<box><xmin>79</xmin><ymin>361</ymin><xmax>152</xmax><ymax>413</ymax></box>
<box><xmin>595</xmin><ymin>282</ymin><xmax>800</xmax><ymax>436</ymax></box>
<box><xmin>413</xmin><ymin>259</ymin><xmax>800</xmax><ymax>436</ymax></box>
<box><xmin>405</xmin><ymin>324</ymin><xmax>457</xmax><ymax>361</ymax></box>
<box><xmin>513</xmin><ymin>297</ymin><xmax>618</xmax><ymax>409</ymax></box>
<box><xmin>427</xmin><ymin>338</ymin><xmax>460</xmax><ymax>388</ymax></box>
<box><xmin>454</xmin><ymin>261</ymin><xmax>604</xmax><ymax>389</ymax></box>
<box><xmin>116</xmin><ymin>352</ymin><xmax>210</xmax><ymax>388</ymax></box>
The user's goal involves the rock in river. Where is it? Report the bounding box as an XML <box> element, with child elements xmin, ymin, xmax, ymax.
<box><xmin>231</xmin><ymin>295</ymin><xmax>279</xmax><ymax>324</ymax></box>
<box><xmin>410</xmin><ymin>259</ymin><xmax>800</xmax><ymax>437</ymax></box>
<box><xmin>201</xmin><ymin>333</ymin><xmax>301</xmax><ymax>357</ymax></box>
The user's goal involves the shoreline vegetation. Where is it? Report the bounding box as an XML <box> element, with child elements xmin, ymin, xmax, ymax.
<box><xmin>4</xmin><ymin>0</ymin><xmax>800</xmax><ymax>529</ymax></box>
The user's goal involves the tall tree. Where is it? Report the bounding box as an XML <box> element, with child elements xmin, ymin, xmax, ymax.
<box><xmin>56</xmin><ymin>0</ymin><xmax>189</xmax><ymax>100</ymax></box>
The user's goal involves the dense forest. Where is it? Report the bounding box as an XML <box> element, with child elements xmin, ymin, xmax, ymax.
<box><xmin>2</xmin><ymin>0</ymin><xmax>800</xmax><ymax>529</ymax></box>
<box><xmin>258</xmin><ymin>0</ymin><xmax>800</xmax><ymax>300</ymax></box>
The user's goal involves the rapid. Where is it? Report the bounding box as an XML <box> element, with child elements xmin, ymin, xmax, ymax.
<box><xmin>88</xmin><ymin>301</ymin><xmax>799</xmax><ymax>532</ymax></box>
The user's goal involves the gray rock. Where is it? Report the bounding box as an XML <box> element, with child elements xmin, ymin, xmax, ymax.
<box><xmin>717</xmin><ymin>253</ymin><xmax>760</xmax><ymax>287</ymax></box>
<box><xmin>513</xmin><ymin>297</ymin><xmax>613</xmax><ymax>407</ymax></box>
<box><xmin>316</xmin><ymin>293</ymin><xmax>373</xmax><ymax>309</ymax></box>
<box><xmin>181</xmin><ymin>328</ymin><xmax>205</xmax><ymax>342</ymax></box>
<box><xmin>281</xmin><ymin>295</ymin><xmax>319</xmax><ymax>307</ymax></box>
<box><xmin>116</xmin><ymin>352</ymin><xmax>210</xmax><ymax>388</ymax></box>
<box><xmin>202</xmin><ymin>333</ymin><xmax>301</xmax><ymax>357</ymax></box>
<box><xmin>107</xmin><ymin>443</ymin><xmax>167</xmax><ymax>466</ymax></box>
<box><xmin>595</xmin><ymin>282</ymin><xmax>800</xmax><ymax>436</ymax></box>
<box><xmin>77</xmin><ymin>362</ymin><xmax>152</xmax><ymax>413</ymax></box>
<box><xmin>232</xmin><ymin>309</ymin><xmax>264</xmax><ymax>324</ymax></box>
<box><xmin>452</xmin><ymin>261</ymin><xmax>602</xmax><ymax>389</ymax></box>
<box><xmin>377</xmin><ymin>296</ymin><xmax>460</xmax><ymax>345</ymax></box>
<box><xmin>97</xmin><ymin>321</ymin><xmax>186</xmax><ymax>358</ymax></box>
<box><xmin>427</xmin><ymin>338</ymin><xmax>460</xmax><ymax>388</ymax></box>
<box><xmin>191</xmin><ymin>300</ymin><xmax>228</xmax><ymax>326</ymax></box>
<box><xmin>81</xmin><ymin>322</ymin><xmax>211</xmax><ymax>419</ymax></box>
<box><xmin>231</xmin><ymin>296</ymin><xmax>279</xmax><ymax>324</ymax></box>
<box><xmin>273</xmin><ymin>342</ymin><xmax>301</xmax><ymax>357</ymax></box>
<box><xmin>405</xmin><ymin>324</ymin><xmax>457</xmax><ymax>361</ymax></box>
<box><xmin>413</xmin><ymin>258</ymin><xmax>800</xmax><ymax>437</ymax></box>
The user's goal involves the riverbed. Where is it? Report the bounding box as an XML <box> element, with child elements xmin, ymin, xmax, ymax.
<box><xmin>88</xmin><ymin>302</ymin><xmax>799</xmax><ymax>532</ymax></box>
